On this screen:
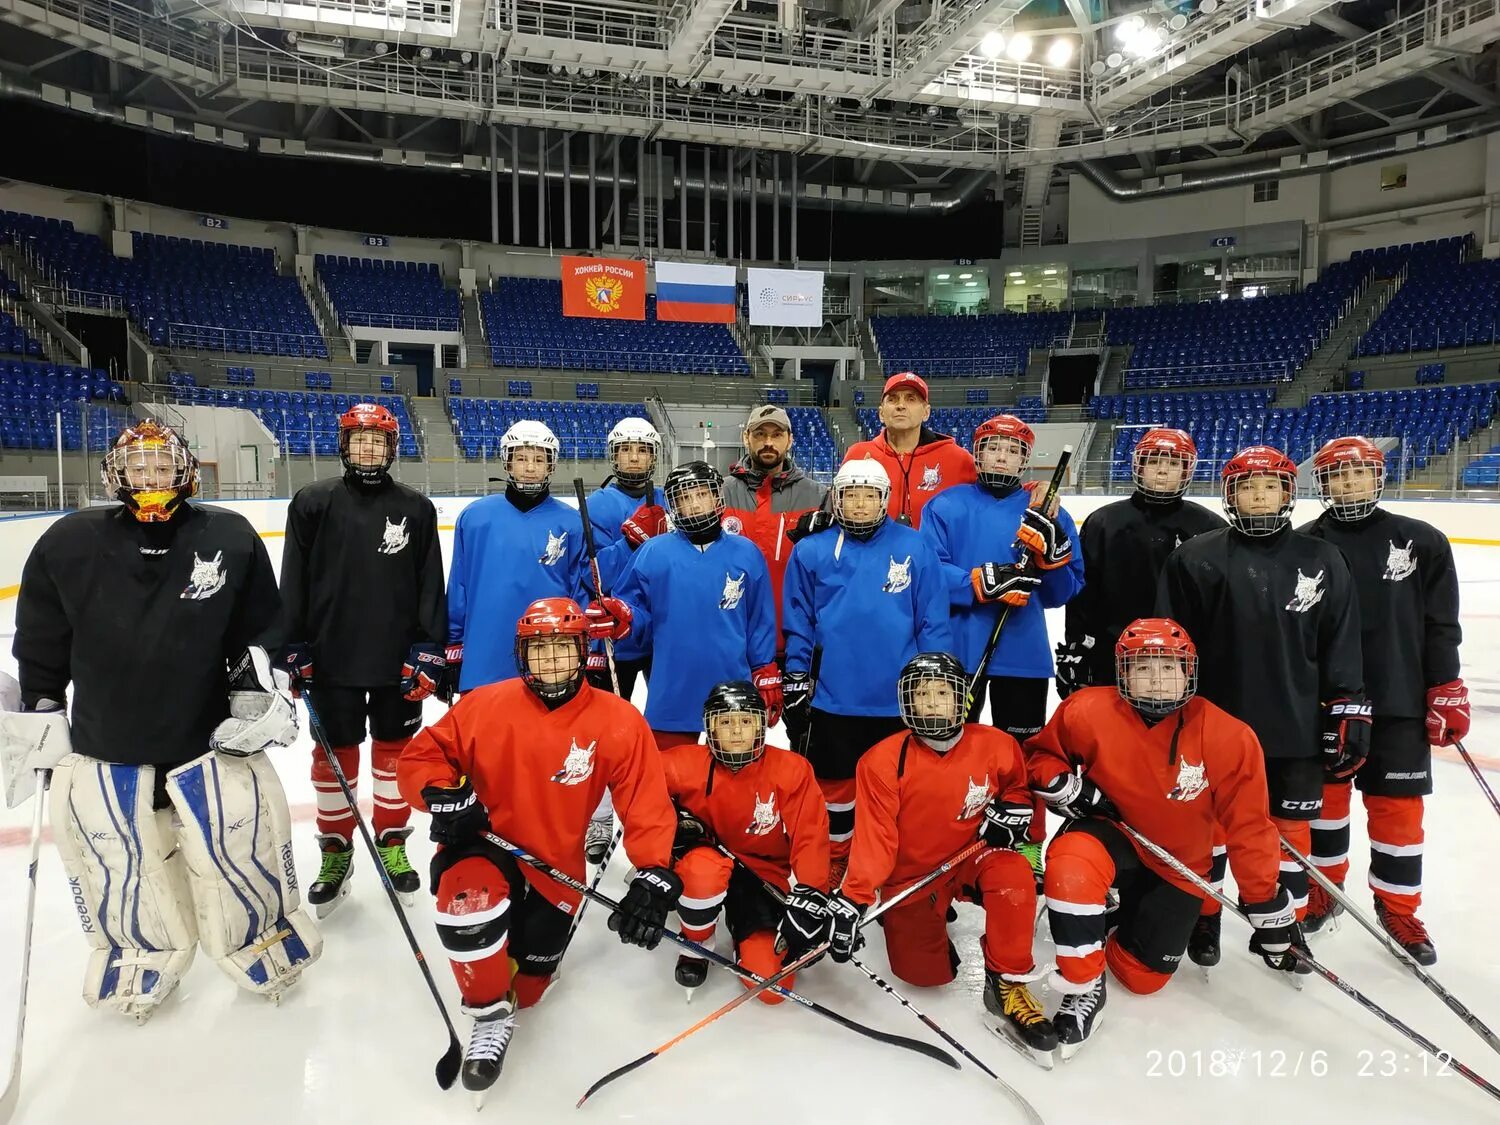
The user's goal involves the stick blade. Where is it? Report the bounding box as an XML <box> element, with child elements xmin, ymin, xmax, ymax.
<box><xmin>577</xmin><ymin>1052</ymin><xmax>655</xmax><ymax>1107</ymax></box>
<box><xmin>435</xmin><ymin>1036</ymin><xmax>463</xmax><ymax>1090</ymax></box>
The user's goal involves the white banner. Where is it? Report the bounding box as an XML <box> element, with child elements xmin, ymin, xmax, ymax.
<box><xmin>747</xmin><ymin>267</ymin><xmax>825</xmax><ymax>327</ymax></box>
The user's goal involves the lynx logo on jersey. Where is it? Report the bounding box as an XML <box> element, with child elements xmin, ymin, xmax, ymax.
<box><xmin>1284</xmin><ymin>568</ymin><xmax>1325</xmax><ymax>614</ymax></box>
<box><xmin>181</xmin><ymin>550</ymin><xmax>226</xmax><ymax>600</ymax></box>
<box><xmin>539</xmin><ymin>529</ymin><xmax>568</xmax><ymax>567</ymax></box>
<box><xmin>722</xmin><ymin>515</ymin><xmax>744</xmax><ymax>536</ymax></box>
<box><xmin>956</xmin><ymin>774</ymin><xmax>992</xmax><ymax>821</ymax></box>
<box><xmin>1383</xmin><ymin>539</ymin><xmax>1416</xmax><ymax>583</ymax></box>
<box><xmin>1168</xmin><ymin>757</ymin><xmax>1208</xmax><ymax>802</ymax></box>
<box><xmin>549</xmin><ymin>738</ymin><xmax>596</xmax><ymax>786</ymax></box>
<box><xmin>378</xmin><ymin>516</ymin><xmax>410</xmax><ymax>555</ymax></box>
<box><xmin>918</xmin><ymin>465</ymin><xmax>942</xmax><ymax>492</ymax></box>
<box><xmin>719</xmin><ymin>571</ymin><xmax>746</xmax><ymax>611</ymax></box>
<box><xmin>883</xmin><ymin>555</ymin><xmax>912</xmax><ymax>595</ymax></box>
<box><xmin>746</xmin><ymin>791</ymin><xmax>781</xmax><ymax>836</ymax></box>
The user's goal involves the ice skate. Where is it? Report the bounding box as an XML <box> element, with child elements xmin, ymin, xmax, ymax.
<box><xmin>983</xmin><ymin>972</ymin><xmax>1058</xmax><ymax>1070</ymax></box>
<box><xmin>463</xmin><ymin>997</ymin><xmax>517</xmax><ymax>1109</ymax></box>
<box><xmin>377</xmin><ymin>826</ymin><xmax>419</xmax><ymax>906</ymax></box>
<box><xmin>309</xmin><ymin>833</ymin><xmax>355</xmax><ymax>918</ymax></box>
<box><xmin>675</xmin><ymin>953</ymin><xmax>709</xmax><ymax>1001</ymax></box>
<box><xmin>1054</xmin><ymin>976</ymin><xmax>1106</xmax><ymax>1062</ymax></box>
<box><xmin>585</xmin><ymin>813</ymin><xmax>614</xmax><ymax>867</ymax></box>
<box><xmin>1303</xmin><ymin>879</ymin><xmax>1344</xmax><ymax>935</ymax></box>
<box><xmin>1187</xmin><ymin>911</ymin><xmax>1220</xmax><ymax>973</ymax></box>
<box><xmin>1376</xmin><ymin>902</ymin><xmax>1436</xmax><ymax>966</ymax></box>
<box><xmin>1017</xmin><ymin>841</ymin><xmax>1045</xmax><ymax>891</ymax></box>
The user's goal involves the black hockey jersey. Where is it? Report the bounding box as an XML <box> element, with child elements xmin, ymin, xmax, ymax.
<box><xmin>1302</xmin><ymin>509</ymin><xmax>1460</xmax><ymax>718</ymax></box>
<box><xmin>280</xmin><ymin>475</ymin><xmax>445</xmax><ymax>687</ymax></box>
<box><xmin>1156</xmin><ymin>525</ymin><xmax>1363</xmax><ymax>759</ymax></box>
<box><xmin>1066</xmin><ymin>493</ymin><xmax>1227</xmax><ymax>683</ymax></box>
<box><xmin>12</xmin><ymin>504</ymin><xmax>282</xmax><ymax>766</ymax></box>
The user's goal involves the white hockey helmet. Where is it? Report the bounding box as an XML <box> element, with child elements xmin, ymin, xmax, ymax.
<box><xmin>831</xmin><ymin>458</ymin><xmax>891</xmax><ymax>537</ymax></box>
<box><xmin>501</xmin><ymin>420</ymin><xmax>560</xmax><ymax>495</ymax></box>
<box><xmin>607</xmin><ymin>417</ymin><xmax>662</xmax><ymax>487</ymax></box>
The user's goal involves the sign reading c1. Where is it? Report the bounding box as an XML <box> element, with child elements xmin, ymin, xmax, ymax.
<box><xmin>1211</xmin><ymin>235</ymin><xmax>1237</xmax><ymax>248</ymax></box>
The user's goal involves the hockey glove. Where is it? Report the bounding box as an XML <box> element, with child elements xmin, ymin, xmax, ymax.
<box><xmin>1035</xmin><ymin>769</ymin><xmax>1119</xmax><ymax>823</ymax></box>
<box><xmin>1054</xmin><ymin>636</ymin><xmax>1095</xmax><ymax>699</ymax></box>
<box><xmin>585</xmin><ymin>651</ymin><xmax>612</xmax><ymax>690</ymax></box>
<box><xmin>753</xmin><ymin>663</ymin><xmax>784</xmax><ymax>727</ymax></box>
<box><xmin>441</xmin><ymin>643</ymin><xmax>464</xmax><ymax>702</ymax></box>
<box><xmin>1016</xmin><ymin>507</ymin><xmax>1073</xmax><ymax>570</ymax></box>
<box><xmin>608</xmin><ymin>866</ymin><xmax>683</xmax><ymax>950</ymax></box>
<box><xmin>827</xmin><ymin>893</ymin><xmax>867</xmax><ymax>963</ymax></box>
<box><xmin>1424</xmin><ymin>679</ymin><xmax>1470</xmax><ymax>747</ymax></box>
<box><xmin>584</xmin><ymin>596</ymin><xmax>633</xmax><ymax>642</ymax></box>
<box><xmin>778</xmin><ymin>884</ymin><xmax>831</xmax><ymax>960</ymax></box>
<box><xmin>400</xmin><ymin>642</ymin><xmax>446</xmax><ymax>702</ymax></box>
<box><xmin>671</xmin><ymin>806</ymin><xmax>717</xmax><ymax>861</ymax></box>
<box><xmin>211</xmin><ymin>646</ymin><xmax>297</xmax><ymax>756</ymax></box>
<box><xmin>621</xmin><ymin>503</ymin><xmax>669</xmax><ymax>549</ymax></box>
<box><xmin>786</xmin><ymin>509</ymin><xmax>833</xmax><ymax>544</ymax></box>
<box><xmin>971</xmin><ymin>561</ymin><xmax>1041</xmax><ymax>608</ymax></box>
<box><xmin>422</xmin><ymin>776</ymin><xmax>489</xmax><ymax>848</ymax></box>
<box><xmin>980</xmin><ymin>798</ymin><xmax>1033</xmax><ymax>850</ymax></box>
<box><xmin>783</xmin><ymin>670</ymin><xmax>813</xmax><ymax>751</ymax></box>
<box><xmin>1021</xmin><ymin>478</ymin><xmax>1060</xmax><ymax>518</ymax></box>
<box><xmin>1320</xmin><ymin>695</ymin><xmax>1373</xmax><ymax>780</ymax></box>
<box><xmin>278</xmin><ymin>642</ymin><xmax>314</xmax><ymax>698</ymax></box>
<box><xmin>1244</xmin><ymin>888</ymin><xmax>1302</xmax><ymax>973</ymax></box>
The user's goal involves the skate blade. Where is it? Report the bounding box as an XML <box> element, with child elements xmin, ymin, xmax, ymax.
<box><xmin>314</xmin><ymin>881</ymin><xmax>353</xmax><ymax>919</ymax></box>
<box><xmin>986</xmin><ymin>1022</ymin><xmax>1056</xmax><ymax>1071</ymax></box>
<box><xmin>472</xmin><ymin>1091</ymin><xmax>486</xmax><ymax>1112</ymax></box>
<box><xmin>1058</xmin><ymin>1040</ymin><xmax>1084</xmax><ymax>1063</ymax></box>
<box><xmin>683</xmin><ymin>986</ymin><xmax>698</xmax><ymax>1004</ymax></box>
<box><xmin>397</xmin><ymin>889</ymin><xmax>416</xmax><ymax>908</ymax></box>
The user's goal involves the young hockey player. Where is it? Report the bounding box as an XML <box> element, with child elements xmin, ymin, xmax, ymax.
<box><xmin>397</xmin><ymin>597</ymin><xmax>679</xmax><ymax>1103</ymax></box>
<box><xmin>1057</xmin><ymin>428</ymin><xmax>1225</xmax><ymax>695</ymax></box>
<box><xmin>781</xmin><ymin>458</ymin><xmax>951</xmax><ymax>883</ymax></box>
<box><xmin>1157</xmin><ymin>444</ymin><xmax>1368</xmax><ymax>969</ymax></box>
<box><xmin>612</xmin><ymin>461</ymin><xmax>780</xmax><ymax>749</ymax></box>
<box><xmin>1029</xmin><ymin>618</ymin><xmax>1301</xmax><ymax>1059</ymax></box>
<box><xmin>1301</xmin><ymin>436</ymin><xmax>1465</xmax><ymax>964</ymax></box>
<box><xmin>826</xmin><ymin>653</ymin><xmax>1055</xmax><ymax>1068</ymax></box>
<box><xmin>278</xmin><ymin>402</ymin><xmax>447</xmax><ymax>916</ymax></box>
<box><xmin>663</xmin><ymin>681</ymin><xmax>832</xmax><ymax>998</ymax></box>
<box><xmin>12</xmin><ymin>420</ymin><xmax>320</xmax><ymax>1021</ymax></box>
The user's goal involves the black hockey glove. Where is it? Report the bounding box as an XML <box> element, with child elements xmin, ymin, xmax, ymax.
<box><xmin>1054</xmin><ymin>636</ymin><xmax>1095</xmax><ymax>699</ymax></box>
<box><xmin>1016</xmin><ymin>507</ymin><xmax>1073</xmax><ymax>570</ymax></box>
<box><xmin>422</xmin><ymin>776</ymin><xmax>489</xmax><ymax>848</ymax></box>
<box><xmin>279</xmin><ymin>642</ymin><xmax>314</xmax><ymax>698</ymax></box>
<box><xmin>1035</xmin><ymin>770</ymin><xmax>1119</xmax><ymax>822</ymax></box>
<box><xmin>783</xmin><ymin>670</ymin><xmax>814</xmax><ymax>751</ymax></box>
<box><xmin>980</xmin><ymin>798</ymin><xmax>1033</xmax><ymax>850</ymax></box>
<box><xmin>778</xmin><ymin>884</ymin><xmax>830</xmax><ymax>960</ymax></box>
<box><xmin>1320</xmin><ymin>696</ymin><xmax>1372</xmax><ymax>780</ymax></box>
<box><xmin>786</xmin><ymin>509</ymin><xmax>833</xmax><ymax>544</ymax></box>
<box><xmin>671</xmin><ymin>806</ymin><xmax>717</xmax><ymax>862</ymax></box>
<box><xmin>400</xmin><ymin>642</ymin><xmax>446</xmax><ymax>702</ymax></box>
<box><xmin>608</xmin><ymin>866</ymin><xmax>683</xmax><ymax>950</ymax></box>
<box><xmin>826</xmin><ymin>893</ymin><xmax>867</xmax><ymax>963</ymax></box>
<box><xmin>971</xmin><ymin>561</ymin><xmax>1041</xmax><ymax>608</ymax></box>
<box><xmin>1244</xmin><ymin>888</ymin><xmax>1302</xmax><ymax>973</ymax></box>
<box><xmin>440</xmin><ymin>643</ymin><xmax>464</xmax><ymax>703</ymax></box>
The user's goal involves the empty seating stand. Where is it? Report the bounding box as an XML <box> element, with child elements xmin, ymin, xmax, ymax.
<box><xmin>856</xmin><ymin>400</ymin><xmax>1049</xmax><ymax>451</ymax></box>
<box><xmin>1355</xmin><ymin>237</ymin><xmax>1488</xmax><ymax>357</ymax></box>
<box><xmin>449</xmin><ymin>398</ymin><xmax>650</xmax><ymax>461</ymax></box>
<box><xmin>0</xmin><ymin>359</ymin><xmax>127</xmax><ymax>451</ymax></box>
<box><xmin>870</xmin><ymin>312</ymin><xmax>1068</xmax><ymax>379</ymax></box>
<box><xmin>315</xmin><ymin>256</ymin><xmax>460</xmax><ymax>332</ymax></box>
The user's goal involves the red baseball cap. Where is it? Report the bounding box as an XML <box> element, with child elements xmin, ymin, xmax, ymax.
<box><xmin>882</xmin><ymin>371</ymin><xmax>929</xmax><ymax>402</ymax></box>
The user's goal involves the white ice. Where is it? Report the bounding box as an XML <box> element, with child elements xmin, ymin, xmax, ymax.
<box><xmin>1</xmin><ymin>541</ymin><xmax>1498</xmax><ymax>1125</ymax></box>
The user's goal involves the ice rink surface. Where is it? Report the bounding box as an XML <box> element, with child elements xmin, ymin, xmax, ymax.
<box><xmin>1</xmin><ymin>538</ymin><xmax>1498</xmax><ymax>1125</ymax></box>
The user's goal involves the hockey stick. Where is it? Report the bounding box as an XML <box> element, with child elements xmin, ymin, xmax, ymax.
<box><xmin>965</xmin><ymin>445</ymin><xmax>1073</xmax><ymax>719</ymax></box>
<box><xmin>564</xmin><ymin>826</ymin><xmax>622</xmax><ymax>949</ymax></box>
<box><xmin>1280</xmin><ymin>834</ymin><xmax>1500</xmax><ymax>1058</ymax></box>
<box><xmin>302</xmin><ymin>699</ymin><xmax>463</xmax><ymax>1091</ymax></box>
<box><xmin>1116</xmin><ymin>820</ymin><xmax>1500</xmax><ymax>1105</ymax></box>
<box><xmin>0</xmin><ymin>770</ymin><xmax>48</xmax><ymax>1125</ymax></box>
<box><xmin>574</xmin><ymin>478</ymin><xmax>621</xmax><ymax>697</ymax></box>
<box><xmin>1453</xmin><ymin>738</ymin><xmax>1500</xmax><ymax>820</ymax></box>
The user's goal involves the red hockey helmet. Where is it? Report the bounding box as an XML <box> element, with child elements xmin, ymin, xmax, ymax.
<box><xmin>1132</xmin><ymin>428</ymin><xmax>1197</xmax><ymax>503</ymax></box>
<box><xmin>1115</xmin><ymin>618</ymin><xmax>1198</xmax><ymax>717</ymax></box>
<box><xmin>1221</xmin><ymin>444</ymin><xmax>1296</xmax><ymax>536</ymax></box>
<box><xmin>339</xmin><ymin>402</ymin><xmax>399</xmax><ymax>482</ymax></box>
<box><xmin>973</xmin><ymin>414</ymin><xmax>1035</xmax><ymax>491</ymax></box>
<box><xmin>101</xmin><ymin>418</ymin><xmax>199</xmax><ymax>522</ymax></box>
<box><xmin>1312</xmin><ymin>435</ymin><xmax>1385</xmax><ymax>522</ymax></box>
<box><xmin>514</xmin><ymin>597</ymin><xmax>590</xmax><ymax>704</ymax></box>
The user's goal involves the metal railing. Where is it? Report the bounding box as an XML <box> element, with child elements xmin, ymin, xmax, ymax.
<box><xmin>162</xmin><ymin>322</ymin><xmax>333</xmax><ymax>357</ymax></box>
<box><xmin>339</xmin><ymin>310</ymin><xmax>462</xmax><ymax>332</ymax></box>
<box><xmin>1118</xmin><ymin>360</ymin><xmax>1300</xmax><ymax>389</ymax></box>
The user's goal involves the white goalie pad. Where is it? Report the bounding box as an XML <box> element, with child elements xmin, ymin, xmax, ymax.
<box><xmin>166</xmin><ymin>752</ymin><xmax>323</xmax><ymax>998</ymax></box>
<box><xmin>50</xmin><ymin>754</ymin><xmax>198</xmax><ymax>1017</ymax></box>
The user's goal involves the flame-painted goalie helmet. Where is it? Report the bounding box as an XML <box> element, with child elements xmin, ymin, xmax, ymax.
<box><xmin>101</xmin><ymin>419</ymin><xmax>199</xmax><ymax>522</ymax></box>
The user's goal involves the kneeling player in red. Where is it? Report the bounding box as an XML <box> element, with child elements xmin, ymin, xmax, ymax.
<box><xmin>397</xmin><ymin>598</ymin><xmax>678</xmax><ymax>1104</ymax></box>
<box><xmin>1027</xmin><ymin>619</ymin><xmax>1300</xmax><ymax>1060</ymax></box>
<box><xmin>663</xmin><ymin>681</ymin><xmax>832</xmax><ymax>1000</ymax></box>
<box><xmin>826</xmin><ymin>653</ymin><xmax>1055</xmax><ymax>1067</ymax></box>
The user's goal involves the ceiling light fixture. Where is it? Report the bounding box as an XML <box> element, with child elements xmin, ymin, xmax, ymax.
<box><xmin>964</xmin><ymin>281</ymin><xmax>978</xmax><ymax>287</ymax></box>
<box><xmin>935</xmin><ymin>273</ymin><xmax>950</xmax><ymax>280</ymax></box>
<box><xmin>417</xmin><ymin>45</ymin><xmax>433</xmax><ymax>60</ymax></box>
<box><xmin>959</xmin><ymin>272</ymin><xmax>973</xmax><ymax>279</ymax></box>
<box><xmin>1009</xmin><ymin>270</ymin><xmax>1023</xmax><ymax>278</ymax></box>
<box><xmin>1005</xmin><ymin>34</ymin><xmax>1033</xmax><ymax>62</ymax></box>
<box><xmin>1044</xmin><ymin>37</ymin><xmax>1074</xmax><ymax>68</ymax></box>
<box><xmin>1043</xmin><ymin>268</ymin><xmax>1058</xmax><ymax>275</ymax></box>
<box><xmin>979</xmin><ymin>31</ymin><xmax>1005</xmax><ymax>59</ymax></box>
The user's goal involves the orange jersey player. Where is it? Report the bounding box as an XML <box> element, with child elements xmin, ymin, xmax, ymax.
<box><xmin>396</xmin><ymin>597</ymin><xmax>679</xmax><ymax>1104</ymax></box>
<box><xmin>1027</xmin><ymin>618</ymin><xmax>1301</xmax><ymax>1060</ymax></box>
<box><xmin>825</xmin><ymin>652</ymin><xmax>1058</xmax><ymax>1069</ymax></box>
<box><xmin>662</xmin><ymin>681</ymin><xmax>832</xmax><ymax>1001</ymax></box>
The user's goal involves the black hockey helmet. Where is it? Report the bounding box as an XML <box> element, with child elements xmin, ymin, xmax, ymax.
<box><xmin>897</xmin><ymin>652</ymin><xmax>969</xmax><ymax>750</ymax></box>
<box><xmin>703</xmin><ymin>680</ymin><xmax>766</xmax><ymax>770</ymax></box>
<box><xmin>664</xmin><ymin>460</ymin><xmax>725</xmax><ymax>538</ymax></box>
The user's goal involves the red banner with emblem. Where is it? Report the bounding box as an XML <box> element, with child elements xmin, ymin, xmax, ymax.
<box><xmin>561</xmin><ymin>255</ymin><xmax>646</xmax><ymax>320</ymax></box>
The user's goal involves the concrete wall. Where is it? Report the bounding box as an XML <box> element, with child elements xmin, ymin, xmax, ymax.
<box><xmin>1068</xmin><ymin>173</ymin><xmax>1320</xmax><ymax>245</ymax></box>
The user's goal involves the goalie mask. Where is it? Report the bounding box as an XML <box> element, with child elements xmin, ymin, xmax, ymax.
<box><xmin>514</xmin><ymin>597</ymin><xmax>589</xmax><ymax>706</ymax></box>
<box><xmin>1115</xmin><ymin>618</ymin><xmax>1198</xmax><ymax>719</ymax></box>
<box><xmin>898</xmin><ymin>652</ymin><xmax>968</xmax><ymax>752</ymax></box>
<box><xmin>607</xmin><ymin>417</ymin><xmax>662</xmax><ymax>489</ymax></box>
<box><xmin>1313</xmin><ymin>435</ymin><xmax>1385</xmax><ymax>522</ymax></box>
<box><xmin>101</xmin><ymin>419</ymin><xmax>199</xmax><ymax>522</ymax></box>
<box><xmin>703</xmin><ymin>681</ymin><xmax>767</xmax><ymax>770</ymax></box>
<box><xmin>831</xmin><ymin>459</ymin><xmax>891</xmax><ymax>538</ymax></box>
<box><xmin>502</xmin><ymin>420</ymin><xmax>560</xmax><ymax>497</ymax></box>
<box><xmin>339</xmin><ymin>403</ymin><xmax>399</xmax><ymax>484</ymax></box>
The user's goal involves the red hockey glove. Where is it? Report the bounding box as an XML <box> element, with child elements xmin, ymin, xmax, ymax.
<box><xmin>1320</xmin><ymin>696</ymin><xmax>1373</xmax><ymax>779</ymax></box>
<box><xmin>400</xmin><ymin>642</ymin><xmax>446</xmax><ymax>702</ymax></box>
<box><xmin>752</xmin><ymin>663</ymin><xmax>784</xmax><ymax>726</ymax></box>
<box><xmin>1015</xmin><ymin>507</ymin><xmax>1073</xmax><ymax>570</ymax></box>
<box><xmin>1424</xmin><ymin>679</ymin><xmax>1470</xmax><ymax>747</ymax></box>
<box><xmin>972</xmin><ymin>561</ymin><xmax>1040</xmax><ymax>607</ymax></box>
<box><xmin>621</xmin><ymin>503</ymin><xmax>669</xmax><ymax>549</ymax></box>
<box><xmin>585</xmin><ymin>596</ymin><xmax>633</xmax><ymax>641</ymax></box>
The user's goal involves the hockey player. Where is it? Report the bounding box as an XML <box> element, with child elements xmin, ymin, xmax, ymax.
<box><xmin>842</xmin><ymin>372</ymin><xmax>977</xmax><ymax>528</ymax></box>
<box><xmin>445</xmin><ymin>419</ymin><xmax>630</xmax><ymax>692</ymax></box>
<box><xmin>1301</xmin><ymin>436</ymin><xmax>1465</xmax><ymax>964</ymax></box>
<box><xmin>1157</xmin><ymin>444</ymin><xmax>1368</xmax><ymax>969</ymax></box>
<box><xmin>782</xmin><ymin>458</ymin><xmax>951</xmax><ymax>883</ymax></box>
<box><xmin>397</xmin><ymin>597</ymin><xmax>679</xmax><ymax>1102</ymax></box>
<box><xmin>12</xmin><ymin>420</ymin><xmax>320</xmax><ymax>1020</ymax></box>
<box><xmin>279</xmin><ymin>402</ymin><xmax>447</xmax><ymax>916</ymax></box>
<box><xmin>612</xmin><ymin>461</ymin><xmax>780</xmax><ymax>749</ymax></box>
<box><xmin>1029</xmin><ymin>619</ymin><xmax>1301</xmax><ymax>1059</ymax></box>
<box><xmin>826</xmin><ymin>653</ymin><xmax>1056</xmax><ymax>1067</ymax></box>
<box><xmin>663</xmin><ymin>681</ymin><xmax>832</xmax><ymax>998</ymax></box>
<box><xmin>1057</xmin><ymin>428</ymin><xmax>1225</xmax><ymax>695</ymax></box>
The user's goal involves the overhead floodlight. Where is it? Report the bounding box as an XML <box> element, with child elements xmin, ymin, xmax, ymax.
<box><xmin>979</xmin><ymin>31</ymin><xmax>1005</xmax><ymax>59</ymax></box>
<box><xmin>1006</xmin><ymin>34</ymin><xmax>1033</xmax><ymax>62</ymax></box>
<box><xmin>959</xmin><ymin>272</ymin><xmax>973</xmax><ymax>279</ymax></box>
<box><xmin>1043</xmin><ymin>268</ymin><xmax>1058</xmax><ymax>275</ymax></box>
<box><xmin>1045</xmin><ymin>37</ymin><xmax>1074</xmax><ymax>68</ymax></box>
<box><xmin>926</xmin><ymin>104</ymin><xmax>939</xmax><ymax>117</ymax></box>
<box><xmin>417</xmin><ymin>45</ymin><xmax>433</xmax><ymax>60</ymax></box>
<box><xmin>936</xmin><ymin>273</ymin><xmax>950</xmax><ymax>280</ymax></box>
<box><xmin>1169</xmin><ymin>14</ymin><xmax>1188</xmax><ymax>31</ymax></box>
<box><xmin>1008</xmin><ymin>270</ymin><xmax>1023</xmax><ymax>277</ymax></box>
<box><xmin>689</xmin><ymin>78</ymin><xmax>703</xmax><ymax>90</ymax></box>
<box><xmin>1106</xmin><ymin>51</ymin><xmax>1124</xmax><ymax>68</ymax></box>
<box><xmin>1116</xmin><ymin>16</ymin><xmax>1144</xmax><ymax>44</ymax></box>
<box><xmin>1126</xmin><ymin>24</ymin><xmax>1162</xmax><ymax>57</ymax></box>
<box><xmin>1200</xmin><ymin>0</ymin><xmax>1219</xmax><ymax>13</ymax></box>
<box><xmin>373</xmin><ymin>41</ymin><xmax>389</xmax><ymax>55</ymax></box>
<box><xmin>460</xmin><ymin>50</ymin><xmax>474</xmax><ymax>64</ymax></box>
<box><xmin>1089</xmin><ymin>60</ymin><xmax>1106</xmax><ymax>76</ymax></box>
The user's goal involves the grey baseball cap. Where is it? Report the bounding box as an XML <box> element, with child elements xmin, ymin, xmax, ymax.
<box><xmin>745</xmin><ymin>404</ymin><xmax>792</xmax><ymax>432</ymax></box>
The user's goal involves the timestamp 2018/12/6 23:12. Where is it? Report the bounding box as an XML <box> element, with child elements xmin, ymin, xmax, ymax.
<box><xmin>1143</xmin><ymin>1048</ymin><xmax>1456</xmax><ymax>1078</ymax></box>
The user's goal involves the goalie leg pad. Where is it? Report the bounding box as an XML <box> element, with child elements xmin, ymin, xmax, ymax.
<box><xmin>50</xmin><ymin>754</ymin><xmax>196</xmax><ymax>1016</ymax></box>
<box><xmin>166</xmin><ymin>752</ymin><xmax>323</xmax><ymax>998</ymax></box>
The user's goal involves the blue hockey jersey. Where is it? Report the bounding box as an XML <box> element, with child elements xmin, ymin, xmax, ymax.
<box><xmin>920</xmin><ymin>483</ymin><xmax>1084</xmax><ymax>679</ymax></box>
<box><xmin>782</xmin><ymin>520</ymin><xmax>952</xmax><ymax>717</ymax></box>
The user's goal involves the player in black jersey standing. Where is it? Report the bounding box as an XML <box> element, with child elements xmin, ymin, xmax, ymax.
<box><xmin>1300</xmin><ymin>436</ymin><xmax>1465</xmax><ymax>964</ymax></box>
<box><xmin>1057</xmin><ymin>428</ymin><xmax>1225</xmax><ymax>695</ymax></box>
<box><xmin>1158</xmin><ymin>444</ymin><xmax>1369</xmax><ymax>969</ymax></box>
<box><xmin>279</xmin><ymin>402</ymin><xmax>447</xmax><ymax>915</ymax></box>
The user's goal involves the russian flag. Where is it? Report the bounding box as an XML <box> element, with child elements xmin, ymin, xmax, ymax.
<box><xmin>655</xmin><ymin>261</ymin><xmax>737</xmax><ymax>324</ymax></box>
